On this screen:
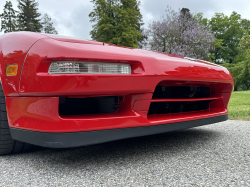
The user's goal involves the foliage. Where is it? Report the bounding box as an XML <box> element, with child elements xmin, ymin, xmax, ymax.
<box><xmin>207</xmin><ymin>12</ymin><xmax>248</xmax><ymax>64</ymax></box>
<box><xmin>208</xmin><ymin>38</ymin><xmax>224</xmax><ymax>61</ymax></box>
<box><xmin>223</xmin><ymin>35</ymin><xmax>250</xmax><ymax>90</ymax></box>
<box><xmin>236</xmin><ymin>35</ymin><xmax>250</xmax><ymax>89</ymax></box>
<box><xmin>1</xmin><ymin>0</ymin><xmax>57</xmax><ymax>34</ymax></box>
<box><xmin>228</xmin><ymin>90</ymin><xmax>250</xmax><ymax>120</ymax></box>
<box><xmin>193</xmin><ymin>12</ymin><xmax>209</xmax><ymax>28</ymax></box>
<box><xmin>142</xmin><ymin>7</ymin><xmax>215</xmax><ymax>60</ymax></box>
<box><xmin>17</xmin><ymin>0</ymin><xmax>43</xmax><ymax>32</ymax></box>
<box><xmin>194</xmin><ymin>11</ymin><xmax>250</xmax><ymax>90</ymax></box>
<box><xmin>238</xmin><ymin>34</ymin><xmax>250</xmax><ymax>51</ymax></box>
<box><xmin>241</xmin><ymin>18</ymin><xmax>250</xmax><ymax>35</ymax></box>
<box><xmin>0</xmin><ymin>1</ymin><xmax>17</xmax><ymax>33</ymax></box>
<box><xmin>193</xmin><ymin>12</ymin><xmax>224</xmax><ymax>62</ymax></box>
<box><xmin>89</xmin><ymin>0</ymin><xmax>143</xmax><ymax>48</ymax></box>
<box><xmin>41</xmin><ymin>13</ymin><xmax>58</xmax><ymax>34</ymax></box>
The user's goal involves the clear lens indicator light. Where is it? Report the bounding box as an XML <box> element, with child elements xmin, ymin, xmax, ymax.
<box><xmin>49</xmin><ymin>61</ymin><xmax>131</xmax><ymax>75</ymax></box>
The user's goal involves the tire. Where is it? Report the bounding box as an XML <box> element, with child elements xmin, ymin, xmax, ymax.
<box><xmin>0</xmin><ymin>83</ymin><xmax>33</xmax><ymax>155</ymax></box>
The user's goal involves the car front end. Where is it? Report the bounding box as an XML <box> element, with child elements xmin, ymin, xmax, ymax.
<box><xmin>0</xmin><ymin>32</ymin><xmax>234</xmax><ymax>148</ymax></box>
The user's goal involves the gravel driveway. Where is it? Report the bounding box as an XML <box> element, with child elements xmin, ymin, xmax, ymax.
<box><xmin>0</xmin><ymin>120</ymin><xmax>250</xmax><ymax>186</ymax></box>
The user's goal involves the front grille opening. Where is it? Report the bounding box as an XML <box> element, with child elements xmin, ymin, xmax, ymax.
<box><xmin>59</xmin><ymin>96</ymin><xmax>120</xmax><ymax>116</ymax></box>
<box><xmin>153</xmin><ymin>85</ymin><xmax>210</xmax><ymax>99</ymax></box>
<box><xmin>148</xmin><ymin>101</ymin><xmax>211</xmax><ymax>115</ymax></box>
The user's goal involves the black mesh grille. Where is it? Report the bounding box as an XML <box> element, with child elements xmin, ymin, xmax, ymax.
<box><xmin>148</xmin><ymin>101</ymin><xmax>211</xmax><ymax>115</ymax></box>
<box><xmin>148</xmin><ymin>84</ymin><xmax>212</xmax><ymax>115</ymax></box>
<box><xmin>152</xmin><ymin>86</ymin><xmax>210</xmax><ymax>99</ymax></box>
<box><xmin>59</xmin><ymin>96</ymin><xmax>120</xmax><ymax>116</ymax></box>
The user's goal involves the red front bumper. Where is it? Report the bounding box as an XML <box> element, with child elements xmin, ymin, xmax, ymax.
<box><xmin>3</xmin><ymin>37</ymin><xmax>233</xmax><ymax>133</ymax></box>
<box><xmin>6</xmin><ymin>91</ymin><xmax>229</xmax><ymax>133</ymax></box>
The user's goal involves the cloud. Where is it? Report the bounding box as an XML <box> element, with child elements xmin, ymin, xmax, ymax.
<box><xmin>141</xmin><ymin>0</ymin><xmax>250</xmax><ymax>25</ymax></box>
<box><xmin>38</xmin><ymin>0</ymin><xmax>93</xmax><ymax>39</ymax></box>
<box><xmin>0</xmin><ymin>0</ymin><xmax>93</xmax><ymax>39</ymax></box>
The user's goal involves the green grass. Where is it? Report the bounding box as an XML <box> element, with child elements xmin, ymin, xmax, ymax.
<box><xmin>228</xmin><ymin>90</ymin><xmax>250</xmax><ymax>120</ymax></box>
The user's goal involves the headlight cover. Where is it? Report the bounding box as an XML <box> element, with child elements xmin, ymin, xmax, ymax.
<box><xmin>48</xmin><ymin>61</ymin><xmax>131</xmax><ymax>75</ymax></box>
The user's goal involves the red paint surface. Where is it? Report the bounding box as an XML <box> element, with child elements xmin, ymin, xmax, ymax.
<box><xmin>0</xmin><ymin>32</ymin><xmax>234</xmax><ymax>133</ymax></box>
<box><xmin>0</xmin><ymin>32</ymin><xmax>47</xmax><ymax>96</ymax></box>
<box><xmin>5</xmin><ymin>94</ymin><xmax>228</xmax><ymax>133</ymax></box>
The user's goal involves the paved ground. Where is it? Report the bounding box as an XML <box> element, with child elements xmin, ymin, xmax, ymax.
<box><xmin>0</xmin><ymin>120</ymin><xmax>250</xmax><ymax>187</ymax></box>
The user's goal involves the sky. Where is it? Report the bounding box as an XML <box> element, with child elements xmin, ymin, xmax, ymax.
<box><xmin>0</xmin><ymin>0</ymin><xmax>250</xmax><ymax>39</ymax></box>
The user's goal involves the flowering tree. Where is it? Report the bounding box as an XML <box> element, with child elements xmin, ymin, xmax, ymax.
<box><xmin>141</xmin><ymin>7</ymin><xmax>215</xmax><ymax>60</ymax></box>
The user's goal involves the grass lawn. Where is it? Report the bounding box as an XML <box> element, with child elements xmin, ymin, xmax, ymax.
<box><xmin>228</xmin><ymin>90</ymin><xmax>250</xmax><ymax>120</ymax></box>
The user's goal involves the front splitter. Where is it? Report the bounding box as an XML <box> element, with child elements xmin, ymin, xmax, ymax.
<box><xmin>10</xmin><ymin>114</ymin><xmax>228</xmax><ymax>148</ymax></box>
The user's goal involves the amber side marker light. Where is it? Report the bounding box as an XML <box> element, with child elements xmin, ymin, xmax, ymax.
<box><xmin>6</xmin><ymin>64</ymin><xmax>18</xmax><ymax>76</ymax></box>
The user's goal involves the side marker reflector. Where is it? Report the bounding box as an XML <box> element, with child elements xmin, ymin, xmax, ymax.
<box><xmin>6</xmin><ymin>64</ymin><xmax>18</xmax><ymax>76</ymax></box>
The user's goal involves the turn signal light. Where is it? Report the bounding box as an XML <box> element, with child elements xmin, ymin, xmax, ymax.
<box><xmin>6</xmin><ymin>64</ymin><xmax>18</xmax><ymax>76</ymax></box>
<box><xmin>48</xmin><ymin>61</ymin><xmax>131</xmax><ymax>75</ymax></box>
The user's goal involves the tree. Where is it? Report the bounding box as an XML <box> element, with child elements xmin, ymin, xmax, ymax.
<box><xmin>41</xmin><ymin>13</ymin><xmax>58</xmax><ymax>34</ymax></box>
<box><xmin>180</xmin><ymin>8</ymin><xmax>192</xmax><ymax>20</ymax></box>
<box><xmin>241</xmin><ymin>18</ymin><xmax>250</xmax><ymax>35</ymax></box>
<box><xmin>143</xmin><ymin>7</ymin><xmax>215</xmax><ymax>60</ymax></box>
<box><xmin>208</xmin><ymin>12</ymin><xmax>247</xmax><ymax>64</ymax></box>
<box><xmin>234</xmin><ymin>35</ymin><xmax>250</xmax><ymax>90</ymax></box>
<box><xmin>17</xmin><ymin>0</ymin><xmax>42</xmax><ymax>32</ymax></box>
<box><xmin>134</xmin><ymin>1</ymin><xmax>144</xmax><ymax>46</ymax></box>
<box><xmin>223</xmin><ymin>35</ymin><xmax>250</xmax><ymax>90</ymax></box>
<box><xmin>89</xmin><ymin>0</ymin><xmax>143</xmax><ymax>48</ymax></box>
<box><xmin>0</xmin><ymin>1</ymin><xmax>17</xmax><ymax>33</ymax></box>
<box><xmin>193</xmin><ymin>12</ymin><xmax>209</xmax><ymax>28</ymax></box>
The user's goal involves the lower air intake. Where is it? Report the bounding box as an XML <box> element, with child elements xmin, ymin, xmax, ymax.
<box><xmin>148</xmin><ymin>81</ymin><xmax>218</xmax><ymax>116</ymax></box>
<box><xmin>148</xmin><ymin>100</ymin><xmax>211</xmax><ymax>115</ymax></box>
<box><xmin>59</xmin><ymin>96</ymin><xmax>120</xmax><ymax>116</ymax></box>
<box><xmin>152</xmin><ymin>85</ymin><xmax>210</xmax><ymax>99</ymax></box>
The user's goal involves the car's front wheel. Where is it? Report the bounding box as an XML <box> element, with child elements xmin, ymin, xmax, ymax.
<box><xmin>0</xmin><ymin>83</ymin><xmax>33</xmax><ymax>155</ymax></box>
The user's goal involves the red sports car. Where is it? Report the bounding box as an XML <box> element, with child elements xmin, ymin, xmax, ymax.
<box><xmin>0</xmin><ymin>32</ymin><xmax>233</xmax><ymax>155</ymax></box>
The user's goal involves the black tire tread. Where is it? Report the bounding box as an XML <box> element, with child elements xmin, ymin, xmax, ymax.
<box><xmin>0</xmin><ymin>128</ymin><xmax>11</xmax><ymax>135</ymax></box>
<box><xmin>0</xmin><ymin>103</ymin><xmax>6</xmax><ymax>111</ymax></box>
<box><xmin>0</xmin><ymin>143</ymin><xmax>15</xmax><ymax>149</ymax></box>
<box><xmin>0</xmin><ymin>97</ymin><xmax>5</xmax><ymax>104</ymax></box>
<box><xmin>0</xmin><ymin>134</ymin><xmax>12</xmax><ymax>141</ymax></box>
<box><xmin>0</xmin><ymin>148</ymin><xmax>12</xmax><ymax>155</ymax></box>
<box><xmin>0</xmin><ymin>111</ymin><xmax>8</xmax><ymax>120</ymax></box>
<box><xmin>0</xmin><ymin>121</ymin><xmax>9</xmax><ymax>128</ymax></box>
<box><xmin>0</xmin><ymin>139</ymin><xmax>14</xmax><ymax>144</ymax></box>
<box><xmin>0</xmin><ymin>83</ymin><xmax>33</xmax><ymax>155</ymax></box>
